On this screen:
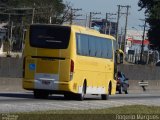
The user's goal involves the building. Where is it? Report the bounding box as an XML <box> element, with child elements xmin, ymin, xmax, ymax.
<box><xmin>126</xmin><ymin>29</ymin><xmax>149</xmax><ymax>54</ymax></box>
<box><xmin>91</xmin><ymin>19</ymin><xmax>117</xmax><ymax>36</ymax></box>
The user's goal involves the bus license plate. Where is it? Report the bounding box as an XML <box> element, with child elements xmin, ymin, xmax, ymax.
<box><xmin>42</xmin><ymin>80</ymin><xmax>51</xmax><ymax>85</ymax></box>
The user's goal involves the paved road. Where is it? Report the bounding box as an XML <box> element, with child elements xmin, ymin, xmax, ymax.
<box><xmin>0</xmin><ymin>92</ymin><xmax>160</xmax><ymax>113</ymax></box>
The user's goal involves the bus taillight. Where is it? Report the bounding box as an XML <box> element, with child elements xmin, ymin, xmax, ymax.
<box><xmin>70</xmin><ymin>59</ymin><xmax>74</xmax><ymax>80</ymax></box>
<box><xmin>70</xmin><ymin>59</ymin><xmax>74</xmax><ymax>73</ymax></box>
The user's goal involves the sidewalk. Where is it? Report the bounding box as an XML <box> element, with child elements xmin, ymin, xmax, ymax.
<box><xmin>0</xmin><ymin>77</ymin><xmax>26</xmax><ymax>92</ymax></box>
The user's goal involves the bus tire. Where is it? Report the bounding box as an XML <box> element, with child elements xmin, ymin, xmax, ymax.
<box><xmin>76</xmin><ymin>82</ymin><xmax>86</xmax><ymax>101</ymax></box>
<box><xmin>101</xmin><ymin>94</ymin><xmax>109</xmax><ymax>100</ymax></box>
<box><xmin>34</xmin><ymin>90</ymin><xmax>49</xmax><ymax>99</ymax></box>
<box><xmin>64</xmin><ymin>93</ymin><xmax>74</xmax><ymax>100</ymax></box>
<box><xmin>64</xmin><ymin>94</ymin><xmax>70</xmax><ymax>100</ymax></box>
<box><xmin>101</xmin><ymin>82</ymin><xmax>111</xmax><ymax>100</ymax></box>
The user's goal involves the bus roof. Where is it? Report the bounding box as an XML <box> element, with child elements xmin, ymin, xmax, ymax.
<box><xmin>69</xmin><ymin>24</ymin><xmax>116</xmax><ymax>40</ymax></box>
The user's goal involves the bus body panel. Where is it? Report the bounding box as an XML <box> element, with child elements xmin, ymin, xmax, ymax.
<box><xmin>23</xmin><ymin>24</ymin><xmax>117</xmax><ymax>96</ymax></box>
<box><xmin>74</xmin><ymin>55</ymin><xmax>116</xmax><ymax>94</ymax></box>
<box><xmin>23</xmin><ymin>55</ymin><xmax>72</xmax><ymax>90</ymax></box>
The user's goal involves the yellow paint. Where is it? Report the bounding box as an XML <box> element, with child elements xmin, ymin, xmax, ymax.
<box><xmin>23</xmin><ymin>24</ymin><xmax>117</xmax><ymax>95</ymax></box>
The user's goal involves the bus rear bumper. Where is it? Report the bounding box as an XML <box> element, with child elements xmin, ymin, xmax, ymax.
<box><xmin>23</xmin><ymin>79</ymin><xmax>76</xmax><ymax>93</ymax></box>
<box><xmin>23</xmin><ymin>79</ymin><xmax>34</xmax><ymax>90</ymax></box>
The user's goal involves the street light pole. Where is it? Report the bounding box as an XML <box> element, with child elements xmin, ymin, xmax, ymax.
<box><xmin>140</xmin><ymin>20</ymin><xmax>147</xmax><ymax>63</ymax></box>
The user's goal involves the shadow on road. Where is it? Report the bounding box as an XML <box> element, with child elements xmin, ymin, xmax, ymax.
<box><xmin>0</xmin><ymin>92</ymin><xmax>101</xmax><ymax>101</ymax></box>
<box><xmin>112</xmin><ymin>94</ymin><xmax>160</xmax><ymax>100</ymax></box>
<box><xmin>0</xmin><ymin>92</ymin><xmax>159</xmax><ymax>101</ymax></box>
<box><xmin>0</xmin><ymin>92</ymin><xmax>34</xmax><ymax>99</ymax></box>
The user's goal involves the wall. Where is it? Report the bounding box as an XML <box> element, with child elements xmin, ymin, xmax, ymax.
<box><xmin>119</xmin><ymin>64</ymin><xmax>160</xmax><ymax>80</ymax></box>
<box><xmin>119</xmin><ymin>64</ymin><xmax>160</xmax><ymax>93</ymax></box>
<box><xmin>0</xmin><ymin>58</ymin><xmax>159</xmax><ymax>80</ymax></box>
<box><xmin>0</xmin><ymin>57</ymin><xmax>22</xmax><ymax>78</ymax></box>
<box><xmin>0</xmin><ymin>57</ymin><xmax>160</xmax><ymax>92</ymax></box>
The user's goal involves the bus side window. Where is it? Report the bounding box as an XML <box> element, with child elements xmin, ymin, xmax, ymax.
<box><xmin>76</xmin><ymin>34</ymin><xmax>82</xmax><ymax>55</ymax></box>
<box><xmin>76</xmin><ymin>34</ymin><xmax>89</xmax><ymax>56</ymax></box>
<box><xmin>95</xmin><ymin>37</ymin><xmax>102</xmax><ymax>58</ymax></box>
<box><xmin>81</xmin><ymin>35</ymin><xmax>89</xmax><ymax>56</ymax></box>
<box><xmin>88</xmin><ymin>36</ymin><xmax>96</xmax><ymax>57</ymax></box>
<box><xmin>106</xmin><ymin>39</ymin><xmax>113</xmax><ymax>59</ymax></box>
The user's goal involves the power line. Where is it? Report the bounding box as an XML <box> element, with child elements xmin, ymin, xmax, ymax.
<box><xmin>116</xmin><ymin>5</ymin><xmax>131</xmax><ymax>51</ymax></box>
<box><xmin>89</xmin><ymin>12</ymin><xmax>101</xmax><ymax>28</ymax></box>
<box><xmin>70</xmin><ymin>8</ymin><xmax>82</xmax><ymax>25</ymax></box>
<box><xmin>105</xmin><ymin>12</ymin><xmax>116</xmax><ymax>34</ymax></box>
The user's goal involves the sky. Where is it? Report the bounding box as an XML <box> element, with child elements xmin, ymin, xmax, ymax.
<box><xmin>63</xmin><ymin>0</ymin><xmax>146</xmax><ymax>31</ymax></box>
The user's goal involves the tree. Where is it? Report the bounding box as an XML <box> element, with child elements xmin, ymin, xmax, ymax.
<box><xmin>138</xmin><ymin>0</ymin><xmax>160</xmax><ymax>50</ymax></box>
<box><xmin>0</xmin><ymin>0</ymin><xmax>73</xmax><ymax>52</ymax></box>
<box><xmin>0</xmin><ymin>0</ymin><xmax>72</xmax><ymax>24</ymax></box>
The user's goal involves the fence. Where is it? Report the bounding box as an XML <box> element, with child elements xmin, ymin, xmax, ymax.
<box><xmin>126</xmin><ymin>50</ymin><xmax>160</xmax><ymax>65</ymax></box>
<box><xmin>119</xmin><ymin>64</ymin><xmax>160</xmax><ymax>80</ymax></box>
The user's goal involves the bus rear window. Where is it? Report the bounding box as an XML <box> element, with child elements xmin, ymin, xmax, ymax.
<box><xmin>30</xmin><ymin>25</ymin><xmax>71</xmax><ymax>49</ymax></box>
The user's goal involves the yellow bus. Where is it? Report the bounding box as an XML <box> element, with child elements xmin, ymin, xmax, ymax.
<box><xmin>23</xmin><ymin>24</ymin><xmax>123</xmax><ymax>100</ymax></box>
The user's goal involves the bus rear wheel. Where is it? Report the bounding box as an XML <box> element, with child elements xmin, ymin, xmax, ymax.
<box><xmin>101</xmin><ymin>94</ymin><xmax>109</xmax><ymax>100</ymax></box>
<box><xmin>76</xmin><ymin>83</ymin><xmax>86</xmax><ymax>101</ymax></box>
<box><xmin>101</xmin><ymin>83</ymin><xmax>111</xmax><ymax>100</ymax></box>
<box><xmin>64</xmin><ymin>93</ymin><xmax>74</xmax><ymax>100</ymax></box>
<box><xmin>34</xmin><ymin>90</ymin><xmax>49</xmax><ymax>99</ymax></box>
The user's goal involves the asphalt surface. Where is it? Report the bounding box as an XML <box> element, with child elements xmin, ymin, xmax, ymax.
<box><xmin>0</xmin><ymin>92</ymin><xmax>160</xmax><ymax>113</ymax></box>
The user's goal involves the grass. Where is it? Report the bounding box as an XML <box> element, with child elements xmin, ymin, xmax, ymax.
<box><xmin>1</xmin><ymin>105</ymin><xmax>160</xmax><ymax>120</ymax></box>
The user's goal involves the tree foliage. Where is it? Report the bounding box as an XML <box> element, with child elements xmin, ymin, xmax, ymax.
<box><xmin>0</xmin><ymin>0</ymin><xmax>73</xmax><ymax>51</ymax></box>
<box><xmin>0</xmin><ymin>0</ymin><xmax>72</xmax><ymax>24</ymax></box>
<box><xmin>138</xmin><ymin>0</ymin><xmax>160</xmax><ymax>50</ymax></box>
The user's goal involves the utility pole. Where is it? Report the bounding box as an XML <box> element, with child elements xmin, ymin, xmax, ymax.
<box><xmin>140</xmin><ymin>20</ymin><xmax>147</xmax><ymax>63</ymax></box>
<box><xmin>119</xmin><ymin>27</ymin><xmax>124</xmax><ymax>49</ymax></box>
<box><xmin>105</xmin><ymin>13</ymin><xmax>116</xmax><ymax>34</ymax></box>
<box><xmin>116</xmin><ymin>5</ymin><xmax>130</xmax><ymax>51</ymax></box>
<box><xmin>70</xmin><ymin>8</ymin><xmax>82</xmax><ymax>25</ymax></box>
<box><xmin>85</xmin><ymin>14</ymin><xmax>88</xmax><ymax>27</ymax></box>
<box><xmin>105</xmin><ymin>13</ymin><xmax>108</xmax><ymax>34</ymax></box>
<box><xmin>108</xmin><ymin>18</ymin><xmax>116</xmax><ymax>35</ymax></box>
<box><xmin>89</xmin><ymin>12</ymin><xmax>92</xmax><ymax>28</ymax></box>
<box><xmin>89</xmin><ymin>12</ymin><xmax>101</xmax><ymax>28</ymax></box>
<box><xmin>109</xmin><ymin>20</ymin><xmax>111</xmax><ymax>35</ymax></box>
<box><xmin>123</xmin><ymin>5</ymin><xmax>130</xmax><ymax>53</ymax></box>
<box><xmin>70</xmin><ymin>9</ymin><xmax>73</xmax><ymax>25</ymax></box>
<box><xmin>116</xmin><ymin>5</ymin><xmax>121</xmax><ymax>44</ymax></box>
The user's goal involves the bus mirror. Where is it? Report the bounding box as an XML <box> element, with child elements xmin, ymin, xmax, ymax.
<box><xmin>116</xmin><ymin>52</ymin><xmax>123</xmax><ymax>64</ymax></box>
<box><xmin>120</xmin><ymin>53</ymin><xmax>123</xmax><ymax>64</ymax></box>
